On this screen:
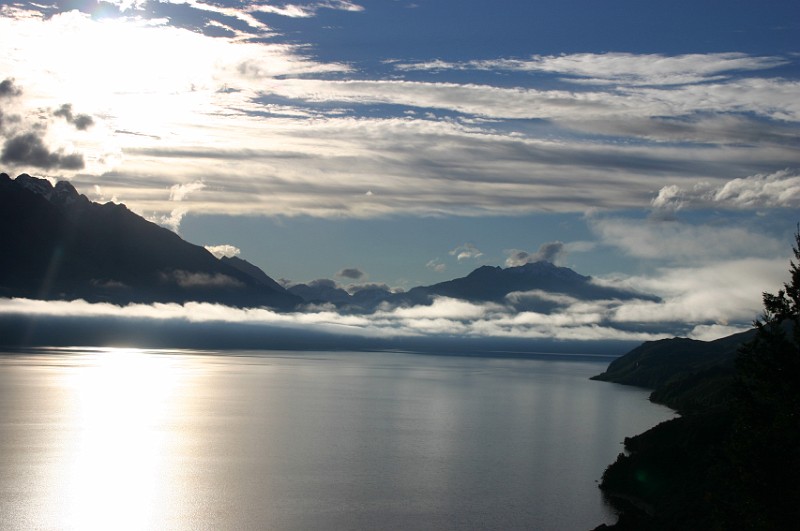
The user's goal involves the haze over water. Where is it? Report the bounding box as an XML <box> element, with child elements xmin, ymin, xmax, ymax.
<box><xmin>0</xmin><ymin>349</ymin><xmax>673</xmax><ymax>530</ymax></box>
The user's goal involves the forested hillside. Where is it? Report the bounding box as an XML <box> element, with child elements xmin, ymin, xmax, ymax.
<box><xmin>594</xmin><ymin>230</ymin><xmax>800</xmax><ymax>530</ymax></box>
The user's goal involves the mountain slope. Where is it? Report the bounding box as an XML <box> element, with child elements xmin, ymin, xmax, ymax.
<box><xmin>0</xmin><ymin>173</ymin><xmax>300</xmax><ymax>310</ymax></box>
<box><xmin>220</xmin><ymin>255</ymin><xmax>286</xmax><ymax>293</ymax></box>
<box><xmin>288</xmin><ymin>261</ymin><xmax>658</xmax><ymax>311</ymax></box>
<box><xmin>399</xmin><ymin>261</ymin><xmax>657</xmax><ymax>308</ymax></box>
<box><xmin>591</xmin><ymin>329</ymin><xmax>753</xmax><ymax>413</ymax></box>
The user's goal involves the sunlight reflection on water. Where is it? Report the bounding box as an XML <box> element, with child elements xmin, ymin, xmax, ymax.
<box><xmin>62</xmin><ymin>349</ymin><xmax>181</xmax><ymax>530</ymax></box>
<box><xmin>0</xmin><ymin>348</ymin><xmax>674</xmax><ymax>530</ymax></box>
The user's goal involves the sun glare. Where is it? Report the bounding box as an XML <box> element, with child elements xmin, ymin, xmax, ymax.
<box><xmin>61</xmin><ymin>348</ymin><xmax>181</xmax><ymax>530</ymax></box>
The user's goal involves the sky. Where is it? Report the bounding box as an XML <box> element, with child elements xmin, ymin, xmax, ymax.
<box><xmin>1</xmin><ymin>0</ymin><xmax>799</xmax><ymax>344</ymax></box>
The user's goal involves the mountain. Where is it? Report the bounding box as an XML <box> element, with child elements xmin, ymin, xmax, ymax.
<box><xmin>0</xmin><ymin>173</ymin><xmax>301</xmax><ymax>310</ymax></box>
<box><xmin>220</xmin><ymin>255</ymin><xmax>286</xmax><ymax>293</ymax></box>
<box><xmin>287</xmin><ymin>279</ymin><xmax>353</xmax><ymax>306</ymax></box>
<box><xmin>591</xmin><ymin>330</ymin><xmax>753</xmax><ymax>413</ymax></box>
<box><xmin>398</xmin><ymin>261</ymin><xmax>656</xmax><ymax>309</ymax></box>
<box><xmin>289</xmin><ymin>260</ymin><xmax>658</xmax><ymax>312</ymax></box>
<box><xmin>1</xmin><ymin>172</ymin><xmax>656</xmax><ymax>313</ymax></box>
<box><xmin>590</xmin><ymin>332</ymin><xmax>750</xmax><ymax>529</ymax></box>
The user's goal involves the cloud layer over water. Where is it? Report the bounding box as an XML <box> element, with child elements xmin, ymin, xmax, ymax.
<box><xmin>0</xmin><ymin>248</ymin><xmax>786</xmax><ymax>349</ymax></box>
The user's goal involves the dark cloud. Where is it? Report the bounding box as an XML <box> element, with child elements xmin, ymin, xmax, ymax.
<box><xmin>337</xmin><ymin>267</ymin><xmax>365</xmax><ymax>280</ymax></box>
<box><xmin>1</xmin><ymin>132</ymin><xmax>85</xmax><ymax>170</ymax></box>
<box><xmin>534</xmin><ymin>241</ymin><xmax>565</xmax><ymax>263</ymax></box>
<box><xmin>0</xmin><ymin>112</ymin><xmax>21</xmax><ymax>129</ymax></box>
<box><xmin>53</xmin><ymin>104</ymin><xmax>94</xmax><ymax>130</ymax></box>
<box><xmin>308</xmin><ymin>278</ymin><xmax>339</xmax><ymax>289</ymax></box>
<box><xmin>0</xmin><ymin>78</ymin><xmax>22</xmax><ymax>98</ymax></box>
<box><xmin>506</xmin><ymin>250</ymin><xmax>531</xmax><ymax>266</ymax></box>
<box><xmin>505</xmin><ymin>241</ymin><xmax>565</xmax><ymax>266</ymax></box>
<box><xmin>72</xmin><ymin>114</ymin><xmax>94</xmax><ymax>131</ymax></box>
<box><xmin>348</xmin><ymin>283</ymin><xmax>391</xmax><ymax>294</ymax></box>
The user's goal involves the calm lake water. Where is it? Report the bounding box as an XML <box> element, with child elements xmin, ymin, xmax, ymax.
<box><xmin>0</xmin><ymin>348</ymin><xmax>673</xmax><ymax>530</ymax></box>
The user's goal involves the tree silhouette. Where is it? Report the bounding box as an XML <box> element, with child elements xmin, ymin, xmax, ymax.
<box><xmin>596</xmin><ymin>228</ymin><xmax>800</xmax><ymax>530</ymax></box>
<box><xmin>719</xmin><ymin>227</ymin><xmax>800</xmax><ymax>528</ymax></box>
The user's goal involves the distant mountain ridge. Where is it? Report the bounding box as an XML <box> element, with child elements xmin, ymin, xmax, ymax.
<box><xmin>1</xmin><ymin>172</ymin><xmax>658</xmax><ymax>313</ymax></box>
<box><xmin>399</xmin><ymin>261</ymin><xmax>656</xmax><ymax>308</ymax></box>
<box><xmin>0</xmin><ymin>173</ymin><xmax>300</xmax><ymax>309</ymax></box>
<box><xmin>289</xmin><ymin>260</ymin><xmax>657</xmax><ymax>312</ymax></box>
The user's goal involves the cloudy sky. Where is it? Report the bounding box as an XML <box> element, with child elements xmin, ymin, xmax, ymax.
<box><xmin>1</xmin><ymin>0</ymin><xmax>799</xmax><ymax>343</ymax></box>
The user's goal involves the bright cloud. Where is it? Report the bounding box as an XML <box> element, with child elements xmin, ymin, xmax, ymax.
<box><xmin>253</xmin><ymin>1</ymin><xmax>364</xmax><ymax>18</ymax></box>
<box><xmin>1</xmin><ymin>241</ymin><xmax>781</xmax><ymax>344</ymax></box>
<box><xmin>0</xmin><ymin>295</ymin><xmax>666</xmax><ymax>344</ymax></box>
<box><xmin>169</xmin><ymin>181</ymin><xmax>206</xmax><ymax>202</ymax></box>
<box><xmin>1</xmin><ymin>5</ymin><xmax>797</xmax><ymax>221</ymax></box>
<box><xmin>449</xmin><ymin>243</ymin><xmax>483</xmax><ymax>262</ymax></box>
<box><xmin>597</xmin><ymin>257</ymin><xmax>787</xmax><ymax>327</ymax></box>
<box><xmin>651</xmin><ymin>170</ymin><xmax>800</xmax><ymax>211</ymax></box>
<box><xmin>205</xmin><ymin>244</ymin><xmax>242</xmax><ymax>258</ymax></box>
<box><xmin>0</xmin><ymin>0</ymin><xmax>796</xmax><ymax>317</ymax></box>
<box><xmin>426</xmin><ymin>259</ymin><xmax>446</xmax><ymax>273</ymax></box>
<box><xmin>713</xmin><ymin>170</ymin><xmax>800</xmax><ymax>208</ymax></box>
<box><xmin>395</xmin><ymin>53</ymin><xmax>788</xmax><ymax>86</ymax></box>
<box><xmin>151</xmin><ymin>207</ymin><xmax>188</xmax><ymax>234</ymax></box>
<box><xmin>505</xmin><ymin>241</ymin><xmax>565</xmax><ymax>266</ymax></box>
<box><xmin>589</xmin><ymin>217</ymin><xmax>785</xmax><ymax>263</ymax></box>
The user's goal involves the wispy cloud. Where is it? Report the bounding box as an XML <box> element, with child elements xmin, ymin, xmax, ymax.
<box><xmin>589</xmin><ymin>216</ymin><xmax>785</xmax><ymax>263</ymax></box>
<box><xmin>394</xmin><ymin>53</ymin><xmax>788</xmax><ymax>86</ymax></box>
<box><xmin>169</xmin><ymin>181</ymin><xmax>206</xmax><ymax>202</ymax></box>
<box><xmin>0</xmin><ymin>5</ymin><xmax>796</xmax><ymax>230</ymax></box>
<box><xmin>149</xmin><ymin>180</ymin><xmax>206</xmax><ymax>232</ymax></box>
<box><xmin>449</xmin><ymin>243</ymin><xmax>483</xmax><ymax>262</ymax></box>
<box><xmin>505</xmin><ymin>242</ymin><xmax>565</xmax><ymax>267</ymax></box>
<box><xmin>596</xmin><ymin>257</ymin><xmax>787</xmax><ymax>330</ymax></box>
<box><xmin>252</xmin><ymin>1</ymin><xmax>365</xmax><ymax>19</ymax></box>
<box><xmin>426</xmin><ymin>259</ymin><xmax>446</xmax><ymax>273</ymax></box>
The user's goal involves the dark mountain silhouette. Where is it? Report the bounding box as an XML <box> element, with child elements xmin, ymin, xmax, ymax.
<box><xmin>590</xmin><ymin>330</ymin><xmax>752</xmax><ymax>530</ymax></box>
<box><xmin>1</xmin><ymin>171</ymin><xmax>656</xmax><ymax>313</ymax></box>
<box><xmin>0</xmin><ymin>173</ymin><xmax>300</xmax><ymax>309</ymax></box>
<box><xmin>289</xmin><ymin>260</ymin><xmax>658</xmax><ymax>312</ymax></box>
<box><xmin>398</xmin><ymin>261</ymin><xmax>657</xmax><ymax>309</ymax></box>
<box><xmin>591</xmin><ymin>329</ymin><xmax>753</xmax><ymax>413</ymax></box>
<box><xmin>288</xmin><ymin>279</ymin><xmax>353</xmax><ymax>306</ymax></box>
<box><xmin>220</xmin><ymin>255</ymin><xmax>286</xmax><ymax>293</ymax></box>
<box><xmin>592</xmin><ymin>229</ymin><xmax>800</xmax><ymax>530</ymax></box>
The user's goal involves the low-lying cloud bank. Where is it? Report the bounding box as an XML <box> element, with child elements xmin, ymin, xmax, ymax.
<box><xmin>0</xmin><ymin>253</ymin><xmax>779</xmax><ymax>353</ymax></box>
<box><xmin>0</xmin><ymin>295</ymin><xmax>663</xmax><ymax>345</ymax></box>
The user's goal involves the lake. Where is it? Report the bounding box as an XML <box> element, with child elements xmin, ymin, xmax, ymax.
<box><xmin>0</xmin><ymin>348</ymin><xmax>673</xmax><ymax>530</ymax></box>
